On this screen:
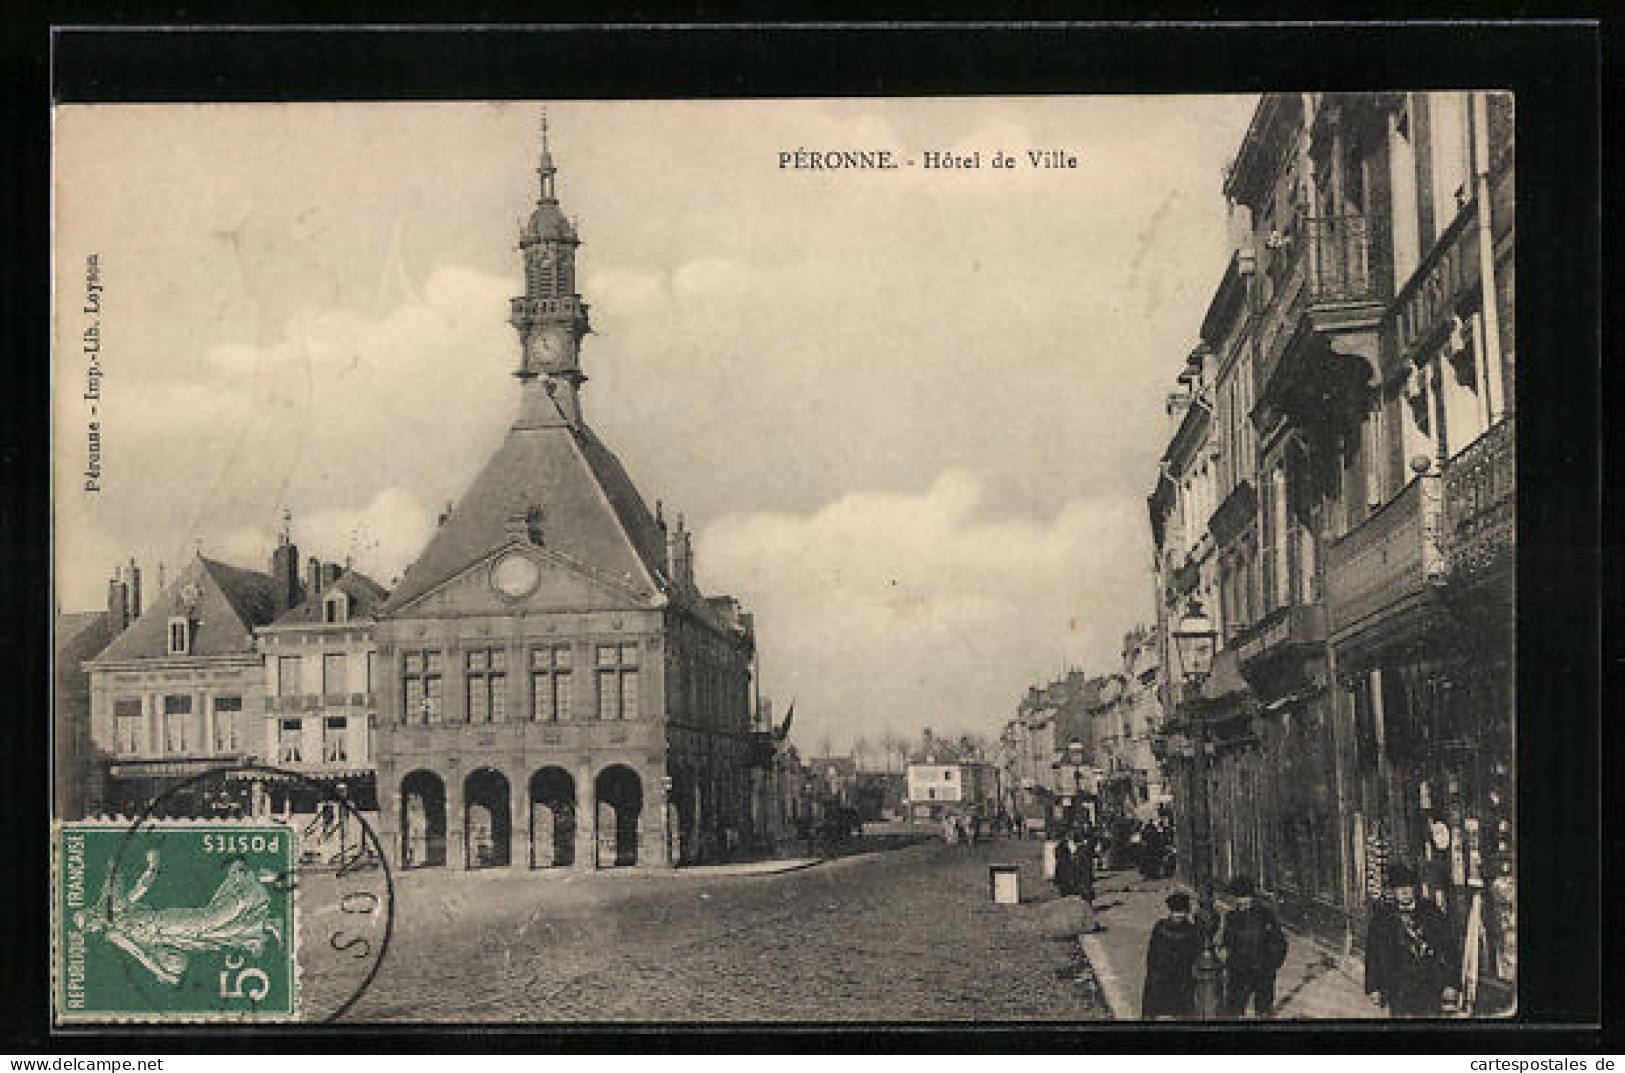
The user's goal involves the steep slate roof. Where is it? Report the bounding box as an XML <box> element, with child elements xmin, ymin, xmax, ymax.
<box><xmin>56</xmin><ymin>610</ymin><xmax>110</xmax><ymax>654</ymax></box>
<box><xmin>89</xmin><ymin>554</ymin><xmax>280</xmax><ymax>664</ymax></box>
<box><xmin>56</xmin><ymin>610</ymin><xmax>121</xmax><ymax>685</ymax></box>
<box><xmin>381</xmin><ymin>421</ymin><xmax>668</xmax><ymax>613</ymax></box>
<box><xmin>270</xmin><ymin>568</ymin><xmax>390</xmax><ymax>625</ymax></box>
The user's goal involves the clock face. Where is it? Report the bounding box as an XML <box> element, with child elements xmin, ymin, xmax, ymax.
<box><xmin>180</xmin><ymin>582</ymin><xmax>202</xmax><ymax>608</ymax></box>
<box><xmin>491</xmin><ymin>553</ymin><xmax>541</xmax><ymax>598</ymax></box>
<box><xmin>535</xmin><ymin>332</ymin><xmax>563</xmax><ymax>365</ymax></box>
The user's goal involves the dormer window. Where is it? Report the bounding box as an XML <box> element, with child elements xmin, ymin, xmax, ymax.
<box><xmin>323</xmin><ymin>591</ymin><xmax>348</xmax><ymax>624</ymax></box>
<box><xmin>167</xmin><ymin>616</ymin><xmax>191</xmax><ymax>655</ymax></box>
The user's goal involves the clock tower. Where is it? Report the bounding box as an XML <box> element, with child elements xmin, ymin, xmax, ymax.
<box><xmin>510</xmin><ymin>112</ymin><xmax>592</xmax><ymax>428</ymax></box>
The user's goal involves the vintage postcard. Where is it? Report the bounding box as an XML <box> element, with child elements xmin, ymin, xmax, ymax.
<box><xmin>51</xmin><ymin>93</ymin><xmax>1516</xmax><ymax>1024</ymax></box>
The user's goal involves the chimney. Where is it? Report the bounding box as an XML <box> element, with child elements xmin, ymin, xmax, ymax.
<box><xmin>106</xmin><ymin>570</ymin><xmax>129</xmax><ymax>630</ymax></box>
<box><xmin>127</xmin><ymin>558</ymin><xmax>142</xmax><ymax>619</ymax></box>
<box><xmin>308</xmin><ymin>556</ymin><xmax>324</xmax><ymax>596</ymax></box>
<box><xmin>270</xmin><ymin>534</ymin><xmax>300</xmax><ymax>613</ymax></box>
<box><xmin>666</xmin><ymin>512</ymin><xmax>687</xmax><ymax>587</ymax></box>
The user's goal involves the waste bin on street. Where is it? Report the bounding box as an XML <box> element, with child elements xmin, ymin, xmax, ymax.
<box><xmin>989</xmin><ymin>864</ymin><xmax>1020</xmax><ymax>905</ymax></box>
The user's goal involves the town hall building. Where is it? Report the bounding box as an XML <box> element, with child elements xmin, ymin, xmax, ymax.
<box><xmin>371</xmin><ymin>118</ymin><xmax>760</xmax><ymax>871</ymax></box>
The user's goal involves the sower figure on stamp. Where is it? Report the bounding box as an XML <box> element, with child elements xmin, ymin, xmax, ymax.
<box><xmin>1141</xmin><ymin>891</ymin><xmax>1202</xmax><ymax>1019</ymax></box>
<box><xmin>1364</xmin><ymin>862</ymin><xmax>1461</xmax><ymax>1017</ymax></box>
<box><xmin>1219</xmin><ymin>876</ymin><xmax>1288</xmax><ymax>1018</ymax></box>
<box><xmin>75</xmin><ymin>848</ymin><xmax>283</xmax><ymax>988</ymax></box>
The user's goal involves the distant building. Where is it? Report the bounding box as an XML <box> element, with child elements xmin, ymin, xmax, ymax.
<box><xmin>1094</xmin><ymin>625</ymin><xmax>1171</xmax><ymax>820</ymax></box>
<box><xmin>805</xmin><ymin>756</ymin><xmax>859</xmax><ymax>807</ymax></box>
<box><xmin>999</xmin><ymin>671</ymin><xmax>1102</xmax><ymax>822</ymax></box>
<box><xmin>854</xmin><ymin>770</ymin><xmax>906</xmax><ymax>822</ymax></box>
<box><xmin>905</xmin><ymin>735</ymin><xmax>999</xmax><ymax>820</ymax></box>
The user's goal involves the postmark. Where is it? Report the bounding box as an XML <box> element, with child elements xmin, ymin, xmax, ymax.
<box><xmin>54</xmin><ymin>763</ymin><xmax>394</xmax><ymax>1024</ymax></box>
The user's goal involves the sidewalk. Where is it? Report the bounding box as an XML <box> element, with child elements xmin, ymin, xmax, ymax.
<box><xmin>1079</xmin><ymin>867</ymin><xmax>1379</xmax><ymax>1020</ymax></box>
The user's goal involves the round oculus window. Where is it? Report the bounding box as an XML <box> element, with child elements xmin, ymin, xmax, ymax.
<box><xmin>491</xmin><ymin>553</ymin><xmax>541</xmax><ymax>598</ymax></box>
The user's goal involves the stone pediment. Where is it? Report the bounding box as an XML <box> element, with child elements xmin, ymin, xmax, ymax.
<box><xmin>384</xmin><ymin>539</ymin><xmax>658</xmax><ymax>617</ymax></box>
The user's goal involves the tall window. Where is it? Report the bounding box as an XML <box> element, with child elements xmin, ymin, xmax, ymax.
<box><xmin>114</xmin><ymin>698</ymin><xmax>143</xmax><ymax>754</ymax></box>
<box><xmin>279</xmin><ymin>717</ymin><xmax>303</xmax><ymax>763</ymax></box>
<box><xmin>465</xmin><ymin>648</ymin><xmax>507</xmax><ymax>723</ymax></box>
<box><xmin>365</xmin><ymin>651</ymin><xmax>376</xmax><ymax>694</ymax></box>
<box><xmin>213</xmin><ymin>695</ymin><xmax>242</xmax><ymax>753</ymax></box>
<box><xmin>323</xmin><ymin>652</ymin><xmax>348</xmax><ymax>695</ymax></box>
<box><xmin>402</xmin><ymin>650</ymin><xmax>443</xmax><ymax>723</ymax></box>
<box><xmin>530</xmin><ymin>645</ymin><xmax>573</xmax><ymax>721</ymax></box>
<box><xmin>167</xmin><ymin>617</ymin><xmax>191</xmax><ymax>655</ymax></box>
<box><xmin>595</xmin><ymin>643</ymin><xmax>640</xmax><ymax>720</ymax></box>
<box><xmin>163</xmin><ymin>695</ymin><xmax>192</xmax><ymax>753</ymax></box>
<box><xmin>323</xmin><ymin>716</ymin><xmax>348</xmax><ymax>762</ymax></box>
<box><xmin>278</xmin><ymin>655</ymin><xmax>303</xmax><ymax>696</ymax></box>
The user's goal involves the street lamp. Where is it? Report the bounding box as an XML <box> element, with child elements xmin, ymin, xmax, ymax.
<box><xmin>1171</xmin><ymin>597</ymin><xmax>1223</xmax><ymax>1019</ymax></box>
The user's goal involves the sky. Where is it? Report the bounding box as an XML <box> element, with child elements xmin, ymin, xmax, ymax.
<box><xmin>53</xmin><ymin>97</ymin><xmax>1259</xmax><ymax>753</ymax></box>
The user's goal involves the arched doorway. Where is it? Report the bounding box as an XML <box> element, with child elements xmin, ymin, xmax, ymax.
<box><xmin>594</xmin><ymin>764</ymin><xmax>642</xmax><ymax>867</ymax></box>
<box><xmin>463</xmin><ymin>767</ymin><xmax>512</xmax><ymax>869</ymax></box>
<box><xmin>528</xmin><ymin>767</ymin><xmax>576</xmax><ymax>868</ymax></box>
<box><xmin>400</xmin><ymin>770</ymin><xmax>447</xmax><ymax>868</ymax></box>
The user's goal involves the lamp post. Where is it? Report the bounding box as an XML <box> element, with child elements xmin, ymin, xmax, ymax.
<box><xmin>1171</xmin><ymin>597</ymin><xmax>1223</xmax><ymax>1019</ymax></box>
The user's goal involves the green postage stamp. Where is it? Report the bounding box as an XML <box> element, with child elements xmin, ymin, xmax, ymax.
<box><xmin>54</xmin><ymin>821</ymin><xmax>298</xmax><ymax>1022</ymax></box>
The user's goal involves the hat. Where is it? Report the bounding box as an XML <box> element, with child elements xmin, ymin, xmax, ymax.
<box><xmin>1387</xmin><ymin>862</ymin><xmax>1418</xmax><ymax>888</ymax></box>
<box><xmin>1228</xmin><ymin>876</ymin><xmax>1256</xmax><ymax>897</ymax></box>
<box><xmin>1166</xmin><ymin>891</ymin><xmax>1191</xmax><ymax>912</ymax></box>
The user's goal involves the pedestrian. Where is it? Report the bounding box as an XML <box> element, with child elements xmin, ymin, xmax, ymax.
<box><xmin>1055</xmin><ymin>828</ymin><xmax>1099</xmax><ymax>933</ymax></box>
<box><xmin>1364</xmin><ymin>862</ymin><xmax>1461</xmax><ymax>1017</ymax></box>
<box><xmin>1138</xmin><ymin>822</ymin><xmax>1163</xmax><ymax>880</ymax></box>
<box><xmin>1141</xmin><ymin>890</ymin><xmax>1203</xmax><ymax>1019</ymax></box>
<box><xmin>942</xmin><ymin>813</ymin><xmax>957</xmax><ymax>844</ymax></box>
<box><xmin>1219</xmin><ymin>876</ymin><xmax>1288</xmax><ymax>1018</ymax></box>
<box><xmin>1194</xmin><ymin>884</ymin><xmax>1221</xmax><ymax>948</ymax></box>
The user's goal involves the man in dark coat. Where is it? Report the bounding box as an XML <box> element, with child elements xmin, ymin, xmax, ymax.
<box><xmin>1141</xmin><ymin>891</ymin><xmax>1203</xmax><ymax>1019</ymax></box>
<box><xmin>1139</xmin><ymin>821</ymin><xmax>1165</xmax><ymax>880</ymax></box>
<box><xmin>1054</xmin><ymin>829</ymin><xmax>1099</xmax><ymax>933</ymax></box>
<box><xmin>1364</xmin><ymin>863</ymin><xmax>1461</xmax><ymax>1017</ymax></box>
<box><xmin>1220</xmin><ymin>876</ymin><xmax>1289</xmax><ymax>1017</ymax></box>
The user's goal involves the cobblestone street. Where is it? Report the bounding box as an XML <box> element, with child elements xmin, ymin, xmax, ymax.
<box><xmin>315</xmin><ymin>838</ymin><xmax>1107</xmax><ymax>1023</ymax></box>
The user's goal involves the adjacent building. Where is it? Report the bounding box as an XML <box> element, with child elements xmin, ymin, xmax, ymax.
<box><xmin>83</xmin><ymin>551</ymin><xmax>291</xmax><ymax>817</ymax></box>
<box><xmin>1149</xmin><ymin>91</ymin><xmax>1515</xmax><ymax>1012</ymax></box>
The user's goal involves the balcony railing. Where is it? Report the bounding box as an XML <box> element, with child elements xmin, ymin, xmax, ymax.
<box><xmin>1325</xmin><ymin>473</ymin><xmax>1444</xmax><ymax>636</ymax></box>
<box><xmin>1233</xmin><ymin>602</ymin><xmax>1327</xmax><ymax>679</ymax></box>
<box><xmin>1255</xmin><ymin>213</ymin><xmax>1387</xmax><ymax>400</ymax></box>
<box><xmin>1443</xmin><ymin>416</ymin><xmax>1515</xmax><ymax>589</ymax></box>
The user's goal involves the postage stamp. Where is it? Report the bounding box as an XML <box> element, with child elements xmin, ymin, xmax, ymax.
<box><xmin>54</xmin><ymin>820</ymin><xmax>299</xmax><ymax>1022</ymax></box>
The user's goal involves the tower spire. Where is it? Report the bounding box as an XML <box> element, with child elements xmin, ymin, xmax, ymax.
<box><xmin>537</xmin><ymin>107</ymin><xmax>557</xmax><ymax>203</ymax></box>
<box><xmin>510</xmin><ymin>109</ymin><xmax>592</xmax><ymax>428</ymax></box>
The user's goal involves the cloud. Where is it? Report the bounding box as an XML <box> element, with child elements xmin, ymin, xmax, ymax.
<box><xmin>697</xmin><ymin>470</ymin><xmax>1151</xmax><ymax>751</ymax></box>
<box><xmin>213</xmin><ymin>485</ymin><xmax>435</xmax><ymax>587</ymax></box>
<box><xmin>55</xmin><ymin>263</ymin><xmax>518</xmax><ymax>609</ymax></box>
